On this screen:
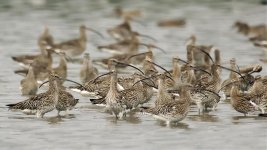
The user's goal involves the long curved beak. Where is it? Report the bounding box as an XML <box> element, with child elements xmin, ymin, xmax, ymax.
<box><xmin>64</xmin><ymin>54</ymin><xmax>74</xmax><ymax>62</ymax></box>
<box><xmin>86</xmin><ymin>27</ymin><xmax>105</xmax><ymax>39</ymax></box>
<box><xmin>147</xmin><ymin>60</ymin><xmax>173</xmax><ymax>80</ymax></box>
<box><xmin>137</xmin><ymin>33</ymin><xmax>158</xmax><ymax>42</ymax></box>
<box><xmin>173</xmin><ymin>57</ymin><xmax>189</xmax><ymax>64</ymax></box>
<box><xmin>64</xmin><ymin>79</ymin><xmax>84</xmax><ymax>87</ymax></box>
<box><xmin>192</xmin><ymin>86</ymin><xmax>220</xmax><ymax>98</ymax></box>
<box><xmin>55</xmin><ymin>51</ymin><xmax>74</xmax><ymax>62</ymax></box>
<box><xmin>139</xmin><ymin>43</ymin><xmax>166</xmax><ymax>54</ymax></box>
<box><xmin>218</xmin><ymin>80</ymin><xmax>239</xmax><ymax>92</ymax></box>
<box><xmin>216</xmin><ymin>64</ymin><xmax>242</xmax><ymax>77</ymax></box>
<box><xmin>216</xmin><ymin>64</ymin><xmax>247</xmax><ymax>82</ymax></box>
<box><xmin>39</xmin><ymin>80</ymin><xmax>49</xmax><ymax>88</ymax></box>
<box><xmin>189</xmin><ymin>66</ymin><xmax>211</xmax><ymax>76</ymax></box>
<box><xmin>93</xmin><ymin>71</ymin><xmax>113</xmax><ymax>83</ymax></box>
<box><xmin>127</xmin><ymin>52</ymin><xmax>149</xmax><ymax>60</ymax></box>
<box><xmin>162</xmin><ymin>74</ymin><xmax>174</xmax><ymax>82</ymax></box>
<box><xmin>132</xmin><ymin>76</ymin><xmax>157</xmax><ymax>88</ymax></box>
<box><xmin>39</xmin><ymin>77</ymin><xmax>83</xmax><ymax>88</ymax></box>
<box><xmin>193</xmin><ymin>46</ymin><xmax>214</xmax><ymax>63</ymax></box>
<box><xmin>114</xmin><ymin>61</ymin><xmax>145</xmax><ymax>75</ymax></box>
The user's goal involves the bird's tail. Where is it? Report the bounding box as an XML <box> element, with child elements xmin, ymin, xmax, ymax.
<box><xmin>90</xmin><ymin>98</ymin><xmax>105</xmax><ymax>105</ymax></box>
<box><xmin>14</xmin><ymin>69</ymin><xmax>28</xmax><ymax>75</ymax></box>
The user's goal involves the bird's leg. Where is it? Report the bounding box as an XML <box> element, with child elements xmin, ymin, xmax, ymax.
<box><xmin>57</xmin><ymin>110</ymin><xmax>61</xmax><ymax>116</ymax></box>
<box><xmin>166</xmin><ymin>121</ymin><xmax>171</xmax><ymax>127</ymax></box>
<box><xmin>65</xmin><ymin>109</ymin><xmax>70</xmax><ymax>116</ymax></box>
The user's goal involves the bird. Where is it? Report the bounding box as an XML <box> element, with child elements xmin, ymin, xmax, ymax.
<box><xmin>35</xmin><ymin>73</ymin><xmax>80</xmax><ymax>116</ymax></box>
<box><xmin>12</xmin><ymin>41</ymin><xmax>53</xmax><ymax>68</ymax></box>
<box><xmin>53</xmin><ymin>51</ymin><xmax>68</xmax><ymax>84</ymax></box>
<box><xmin>70</xmin><ymin>59</ymin><xmax>144</xmax><ymax>104</ymax></box>
<box><xmin>245</xmin><ymin>75</ymin><xmax>267</xmax><ymax>114</ymax></box>
<box><xmin>142</xmin><ymin>51</ymin><xmax>158</xmax><ymax>76</ymax></box>
<box><xmin>105</xmin><ymin>69</ymin><xmax>127</xmax><ymax>119</ymax></box>
<box><xmin>14</xmin><ymin>47</ymin><xmax>54</xmax><ymax>82</ymax></box>
<box><xmin>153</xmin><ymin>74</ymin><xmax>176</xmax><ymax>107</ymax></box>
<box><xmin>105</xmin><ymin>69</ymin><xmax>147</xmax><ymax>118</ymax></box>
<box><xmin>98</xmin><ymin>30</ymin><xmax>157</xmax><ymax>55</ymax></box>
<box><xmin>52</xmin><ymin>25</ymin><xmax>103</xmax><ymax>57</ymax></box>
<box><xmin>70</xmin><ymin>59</ymin><xmax>121</xmax><ymax>100</ymax></box>
<box><xmin>38</xmin><ymin>26</ymin><xmax>54</xmax><ymax>50</ymax></box>
<box><xmin>133</xmin><ymin>78</ymin><xmax>155</xmax><ymax>106</ymax></box>
<box><xmin>143</xmin><ymin>75</ymin><xmax>192</xmax><ymax>125</ymax></box>
<box><xmin>157</xmin><ymin>18</ymin><xmax>186</xmax><ymax>27</ymax></box>
<box><xmin>181</xmin><ymin>61</ymin><xmax>196</xmax><ymax>85</ymax></box>
<box><xmin>250</xmin><ymin>32</ymin><xmax>267</xmax><ymax>42</ymax></box>
<box><xmin>221</xmin><ymin>58</ymin><xmax>238</xmax><ymax>98</ymax></box>
<box><xmin>185</xmin><ymin>35</ymin><xmax>213</xmax><ymax>71</ymax></box>
<box><xmin>187</xmin><ymin>49</ymin><xmax>222</xmax><ymax>113</ymax></box>
<box><xmin>117</xmin><ymin>74</ymin><xmax>145</xmax><ymax>110</ymax></box>
<box><xmin>7</xmin><ymin>73</ymin><xmax>61</xmax><ymax>118</ymax></box>
<box><xmin>107</xmin><ymin>17</ymin><xmax>133</xmax><ymax>42</ymax></box>
<box><xmin>200</xmin><ymin>64</ymin><xmax>222</xmax><ymax>111</ymax></box>
<box><xmin>113</xmin><ymin>6</ymin><xmax>141</xmax><ymax>19</ymax></box>
<box><xmin>254</xmin><ymin>40</ymin><xmax>267</xmax><ymax>51</ymax></box>
<box><xmin>20</xmin><ymin>65</ymin><xmax>38</xmax><ymax>96</ymax></box>
<box><xmin>97</xmin><ymin>31</ymin><xmax>140</xmax><ymax>55</ymax></box>
<box><xmin>94</xmin><ymin>44</ymin><xmax>163</xmax><ymax>69</ymax></box>
<box><xmin>80</xmin><ymin>53</ymin><xmax>98</xmax><ymax>84</ymax></box>
<box><xmin>55</xmin><ymin>90</ymin><xmax>79</xmax><ymax>116</ymax></box>
<box><xmin>163</xmin><ymin>57</ymin><xmax>183</xmax><ymax>89</ymax></box>
<box><xmin>93</xmin><ymin>53</ymin><xmax>131</xmax><ymax>69</ymax></box>
<box><xmin>199</xmin><ymin>50</ymin><xmax>222</xmax><ymax>111</ymax></box>
<box><xmin>229</xmin><ymin>79</ymin><xmax>258</xmax><ymax>116</ymax></box>
<box><xmin>233</xmin><ymin>21</ymin><xmax>267</xmax><ymax>36</ymax></box>
<box><xmin>12</xmin><ymin>28</ymin><xmax>53</xmax><ymax>68</ymax></box>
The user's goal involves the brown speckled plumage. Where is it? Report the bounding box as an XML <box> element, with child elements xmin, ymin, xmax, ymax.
<box><xmin>53</xmin><ymin>52</ymin><xmax>67</xmax><ymax>84</ymax></box>
<box><xmin>7</xmin><ymin>73</ymin><xmax>61</xmax><ymax>118</ymax></box>
<box><xmin>230</xmin><ymin>81</ymin><xmax>256</xmax><ymax>116</ymax></box>
<box><xmin>20</xmin><ymin>66</ymin><xmax>38</xmax><ymax>96</ymax></box>
<box><xmin>80</xmin><ymin>53</ymin><xmax>98</xmax><ymax>84</ymax></box>
<box><xmin>145</xmin><ymin>83</ymin><xmax>192</xmax><ymax>124</ymax></box>
<box><xmin>56</xmin><ymin>90</ymin><xmax>79</xmax><ymax>115</ymax></box>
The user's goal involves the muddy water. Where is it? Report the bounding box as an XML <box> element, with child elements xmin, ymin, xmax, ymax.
<box><xmin>0</xmin><ymin>0</ymin><xmax>266</xmax><ymax>149</ymax></box>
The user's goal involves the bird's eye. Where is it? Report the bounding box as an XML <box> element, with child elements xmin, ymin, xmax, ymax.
<box><xmin>54</xmin><ymin>75</ymin><xmax>60</xmax><ymax>78</ymax></box>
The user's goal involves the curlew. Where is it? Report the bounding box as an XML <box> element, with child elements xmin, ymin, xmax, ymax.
<box><xmin>20</xmin><ymin>65</ymin><xmax>38</xmax><ymax>96</ymax></box>
<box><xmin>38</xmin><ymin>26</ymin><xmax>54</xmax><ymax>50</ymax></box>
<box><xmin>53</xmin><ymin>51</ymin><xmax>68</xmax><ymax>84</ymax></box>
<box><xmin>157</xmin><ymin>18</ymin><xmax>186</xmax><ymax>27</ymax></box>
<box><xmin>229</xmin><ymin>79</ymin><xmax>258</xmax><ymax>116</ymax></box>
<box><xmin>7</xmin><ymin>73</ymin><xmax>62</xmax><ymax>118</ymax></box>
<box><xmin>114</xmin><ymin>6</ymin><xmax>141</xmax><ymax>19</ymax></box>
<box><xmin>14</xmin><ymin>47</ymin><xmax>54</xmax><ymax>82</ymax></box>
<box><xmin>143</xmin><ymin>75</ymin><xmax>192</xmax><ymax>125</ymax></box>
<box><xmin>80</xmin><ymin>53</ymin><xmax>99</xmax><ymax>84</ymax></box>
<box><xmin>107</xmin><ymin>17</ymin><xmax>133</xmax><ymax>42</ymax></box>
<box><xmin>52</xmin><ymin>25</ymin><xmax>103</xmax><ymax>57</ymax></box>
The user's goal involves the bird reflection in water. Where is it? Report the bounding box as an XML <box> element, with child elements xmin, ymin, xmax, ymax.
<box><xmin>187</xmin><ymin>113</ymin><xmax>220</xmax><ymax>122</ymax></box>
<box><xmin>106</xmin><ymin>111</ymin><xmax>141</xmax><ymax>125</ymax></box>
<box><xmin>155</xmin><ymin>120</ymin><xmax>189</xmax><ymax>129</ymax></box>
<box><xmin>45</xmin><ymin>114</ymin><xmax>76</xmax><ymax>124</ymax></box>
<box><xmin>231</xmin><ymin>115</ymin><xmax>266</xmax><ymax>125</ymax></box>
<box><xmin>7</xmin><ymin>113</ymin><xmax>76</xmax><ymax>124</ymax></box>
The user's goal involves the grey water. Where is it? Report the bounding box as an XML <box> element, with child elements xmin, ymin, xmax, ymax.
<box><xmin>0</xmin><ymin>0</ymin><xmax>266</xmax><ymax>149</ymax></box>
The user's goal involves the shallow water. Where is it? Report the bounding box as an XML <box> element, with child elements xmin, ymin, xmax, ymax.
<box><xmin>0</xmin><ymin>0</ymin><xmax>267</xmax><ymax>149</ymax></box>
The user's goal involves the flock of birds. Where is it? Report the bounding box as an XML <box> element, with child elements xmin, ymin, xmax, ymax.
<box><xmin>6</xmin><ymin>7</ymin><xmax>267</xmax><ymax>125</ymax></box>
